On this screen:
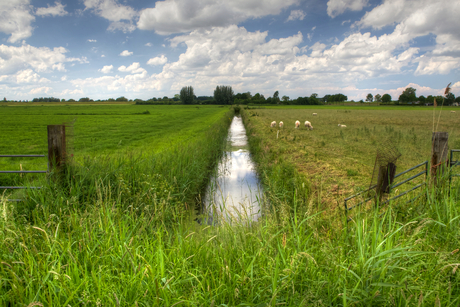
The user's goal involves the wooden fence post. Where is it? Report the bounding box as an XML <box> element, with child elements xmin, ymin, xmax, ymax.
<box><xmin>47</xmin><ymin>125</ymin><xmax>66</xmax><ymax>171</ymax></box>
<box><xmin>431</xmin><ymin>132</ymin><xmax>449</xmax><ymax>186</ymax></box>
<box><xmin>376</xmin><ymin>162</ymin><xmax>397</xmax><ymax>201</ymax></box>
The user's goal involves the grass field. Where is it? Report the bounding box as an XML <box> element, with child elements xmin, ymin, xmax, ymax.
<box><xmin>1</xmin><ymin>104</ymin><xmax>460</xmax><ymax>306</ymax></box>
<box><xmin>0</xmin><ymin>104</ymin><xmax>229</xmax><ymax>187</ymax></box>
<box><xmin>242</xmin><ymin>105</ymin><xmax>460</xmax><ymax>209</ymax></box>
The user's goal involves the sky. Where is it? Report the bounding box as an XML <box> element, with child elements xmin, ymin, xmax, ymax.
<box><xmin>1</xmin><ymin>0</ymin><xmax>459</xmax><ymax>101</ymax></box>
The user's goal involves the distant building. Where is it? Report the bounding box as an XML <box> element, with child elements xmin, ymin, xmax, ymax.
<box><xmin>453</xmin><ymin>102</ymin><xmax>459</xmax><ymax>106</ymax></box>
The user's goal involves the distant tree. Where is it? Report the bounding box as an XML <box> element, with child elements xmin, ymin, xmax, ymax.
<box><xmin>455</xmin><ymin>96</ymin><xmax>460</xmax><ymax>103</ymax></box>
<box><xmin>214</xmin><ymin>85</ymin><xmax>234</xmax><ymax>105</ymax></box>
<box><xmin>399</xmin><ymin>87</ymin><xmax>416</xmax><ymax>103</ymax></box>
<box><xmin>426</xmin><ymin>95</ymin><xmax>435</xmax><ymax>104</ymax></box>
<box><xmin>366</xmin><ymin>93</ymin><xmax>373</xmax><ymax>103</ymax></box>
<box><xmin>180</xmin><ymin>86</ymin><xmax>194</xmax><ymax>104</ymax></box>
<box><xmin>374</xmin><ymin>94</ymin><xmax>382</xmax><ymax>103</ymax></box>
<box><xmin>273</xmin><ymin>91</ymin><xmax>280</xmax><ymax>104</ymax></box>
<box><xmin>163</xmin><ymin>96</ymin><xmax>169</xmax><ymax>100</ymax></box>
<box><xmin>282</xmin><ymin>95</ymin><xmax>290</xmax><ymax>103</ymax></box>
<box><xmin>381</xmin><ymin>94</ymin><xmax>391</xmax><ymax>103</ymax></box>
<box><xmin>309</xmin><ymin>93</ymin><xmax>319</xmax><ymax>105</ymax></box>
<box><xmin>79</xmin><ymin>97</ymin><xmax>91</xmax><ymax>102</ymax></box>
<box><xmin>116</xmin><ymin>96</ymin><xmax>128</xmax><ymax>102</ymax></box>
<box><xmin>61</xmin><ymin>99</ymin><xmax>65</xmax><ymax>102</ymax></box>
<box><xmin>418</xmin><ymin>95</ymin><xmax>426</xmax><ymax>104</ymax></box>
<box><xmin>68</xmin><ymin>98</ymin><xmax>76</xmax><ymax>102</ymax></box>
<box><xmin>446</xmin><ymin>93</ymin><xmax>455</xmax><ymax>105</ymax></box>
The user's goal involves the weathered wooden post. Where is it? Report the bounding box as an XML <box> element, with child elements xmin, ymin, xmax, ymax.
<box><xmin>376</xmin><ymin>162</ymin><xmax>397</xmax><ymax>201</ymax></box>
<box><xmin>47</xmin><ymin>125</ymin><xmax>66</xmax><ymax>171</ymax></box>
<box><xmin>431</xmin><ymin>132</ymin><xmax>449</xmax><ymax>186</ymax></box>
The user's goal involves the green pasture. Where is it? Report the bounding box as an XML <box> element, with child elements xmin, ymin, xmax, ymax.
<box><xmin>242</xmin><ymin>106</ymin><xmax>460</xmax><ymax>207</ymax></box>
<box><xmin>0</xmin><ymin>105</ymin><xmax>228</xmax><ymax>186</ymax></box>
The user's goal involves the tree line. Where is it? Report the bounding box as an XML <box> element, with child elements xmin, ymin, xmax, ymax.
<box><xmin>365</xmin><ymin>86</ymin><xmax>460</xmax><ymax>105</ymax></box>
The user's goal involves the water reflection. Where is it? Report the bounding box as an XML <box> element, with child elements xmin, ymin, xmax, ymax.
<box><xmin>204</xmin><ymin>116</ymin><xmax>263</xmax><ymax>222</ymax></box>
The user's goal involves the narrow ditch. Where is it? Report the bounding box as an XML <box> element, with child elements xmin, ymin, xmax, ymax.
<box><xmin>203</xmin><ymin>115</ymin><xmax>263</xmax><ymax>222</ymax></box>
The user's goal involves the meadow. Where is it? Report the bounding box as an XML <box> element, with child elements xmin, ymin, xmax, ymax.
<box><xmin>242</xmin><ymin>105</ymin><xmax>460</xmax><ymax>210</ymax></box>
<box><xmin>1</xmin><ymin>104</ymin><xmax>460</xmax><ymax>306</ymax></box>
<box><xmin>0</xmin><ymin>104</ymin><xmax>228</xmax><ymax>187</ymax></box>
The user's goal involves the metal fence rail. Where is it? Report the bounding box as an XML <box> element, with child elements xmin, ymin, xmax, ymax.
<box><xmin>345</xmin><ymin>161</ymin><xmax>428</xmax><ymax>213</ymax></box>
<box><xmin>0</xmin><ymin>154</ymin><xmax>48</xmax><ymax>201</ymax></box>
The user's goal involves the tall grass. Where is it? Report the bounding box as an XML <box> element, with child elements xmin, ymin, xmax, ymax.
<box><xmin>1</xmin><ymin>106</ymin><xmax>460</xmax><ymax>305</ymax></box>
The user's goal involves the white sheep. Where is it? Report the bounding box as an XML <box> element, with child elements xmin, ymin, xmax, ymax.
<box><xmin>312</xmin><ymin>113</ymin><xmax>317</xmax><ymax>116</ymax></box>
<box><xmin>304</xmin><ymin>120</ymin><xmax>313</xmax><ymax>130</ymax></box>
<box><xmin>295</xmin><ymin>120</ymin><xmax>300</xmax><ymax>129</ymax></box>
<box><xmin>271</xmin><ymin>121</ymin><xmax>276</xmax><ymax>128</ymax></box>
<box><xmin>451</xmin><ymin>111</ymin><xmax>456</xmax><ymax>113</ymax></box>
<box><xmin>279</xmin><ymin>121</ymin><xmax>284</xmax><ymax>128</ymax></box>
<box><xmin>338</xmin><ymin>124</ymin><xmax>347</xmax><ymax>128</ymax></box>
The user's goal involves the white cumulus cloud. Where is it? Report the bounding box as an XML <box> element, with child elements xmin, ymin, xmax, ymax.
<box><xmin>88</xmin><ymin>39</ymin><xmax>97</xmax><ymax>42</ymax></box>
<box><xmin>0</xmin><ymin>0</ymin><xmax>35</xmax><ymax>43</ymax></box>
<box><xmin>99</xmin><ymin>65</ymin><xmax>113</xmax><ymax>73</ymax></box>
<box><xmin>137</xmin><ymin>0</ymin><xmax>299</xmax><ymax>35</ymax></box>
<box><xmin>119</xmin><ymin>50</ymin><xmax>133</xmax><ymax>56</ymax></box>
<box><xmin>36</xmin><ymin>2</ymin><xmax>68</xmax><ymax>17</ymax></box>
<box><xmin>83</xmin><ymin>0</ymin><xmax>138</xmax><ymax>32</ymax></box>
<box><xmin>357</xmin><ymin>0</ymin><xmax>460</xmax><ymax>75</ymax></box>
<box><xmin>286</xmin><ymin>10</ymin><xmax>305</xmax><ymax>22</ymax></box>
<box><xmin>147</xmin><ymin>55</ymin><xmax>167</xmax><ymax>66</ymax></box>
<box><xmin>327</xmin><ymin>0</ymin><xmax>368</xmax><ymax>18</ymax></box>
<box><xmin>118</xmin><ymin>62</ymin><xmax>146</xmax><ymax>74</ymax></box>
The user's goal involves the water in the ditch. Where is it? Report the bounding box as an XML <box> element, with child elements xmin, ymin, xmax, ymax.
<box><xmin>204</xmin><ymin>116</ymin><xmax>263</xmax><ymax>223</ymax></box>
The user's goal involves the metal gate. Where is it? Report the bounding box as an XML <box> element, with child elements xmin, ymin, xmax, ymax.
<box><xmin>345</xmin><ymin>161</ymin><xmax>428</xmax><ymax>214</ymax></box>
<box><xmin>0</xmin><ymin>154</ymin><xmax>48</xmax><ymax>202</ymax></box>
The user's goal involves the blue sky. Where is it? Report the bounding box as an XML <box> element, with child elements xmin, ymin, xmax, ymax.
<box><xmin>1</xmin><ymin>0</ymin><xmax>459</xmax><ymax>101</ymax></box>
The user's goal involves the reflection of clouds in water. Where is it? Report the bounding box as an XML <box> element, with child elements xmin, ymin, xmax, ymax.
<box><xmin>205</xmin><ymin>116</ymin><xmax>262</xmax><ymax>222</ymax></box>
<box><xmin>229</xmin><ymin>117</ymin><xmax>248</xmax><ymax>147</ymax></box>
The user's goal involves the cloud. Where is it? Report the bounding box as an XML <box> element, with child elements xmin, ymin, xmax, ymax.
<box><xmin>145</xmin><ymin>42</ymin><xmax>152</xmax><ymax>47</ymax></box>
<box><xmin>107</xmin><ymin>21</ymin><xmax>136</xmax><ymax>33</ymax></box>
<box><xmin>118</xmin><ymin>62</ymin><xmax>146</xmax><ymax>74</ymax></box>
<box><xmin>36</xmin><ymin>1</ymin><xmax>68</xmax><ymax>17</ymax></box>
<box><xmin>286</xmin><ymin>10</ymin><xmax>305</xmax><ymax>22</ymax></box>
<box><xmin>119</xmin><ymin>50</ymin><xmax>133</xmax><ymax>56</ymax></box>
<box><xmin>327</xmin><ymin>0</ymin><xmax>368</xmax><ymax>18</ymax></box>
<box><xmin>147</xmin><ymin>55</ymin><xmax>167</xmax><ymax>66</ymax></box>
<box><xmin>29</xmin><ymin>86</ymin><xmax>52</xmax><ymax>94</ymax></box>
<box><xmin>0</xmin><ymin>44</ymin><xmax>70</xmax><ymax>74</ymax></box>
<box><xmin>99</xmin><ymin>65</ymin><xmax>113</xmax><ymax>73</ymax></box>
<box><xmin>0</xmin><ymin>0</ymin><xmax>35</xmax><ymax>43</ymax></box>
<box><xmin>101</xmin><ymin>54</ymin><xmax>106</xmax><ymax>57</ymax></box>
<box><xmin>137</xmin><ymin>0</ymin><xmax>299</xmax><ymax>35</ymax></box>
<box><xmin>88</xmin><ymin>39</ymin><xmax>97</xmax><ymax>42</ymax></box>
<box><xmin>356</xmin><ymin>0</ymin><xmax>460</xmax><ymax>75</ymax></box>
<box><xmin>83</xmin><ymin>0</ymin><xmax>138</xmax><ymax>32</ymax></box>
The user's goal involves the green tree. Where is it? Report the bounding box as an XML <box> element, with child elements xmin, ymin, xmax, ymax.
<box><xmin>418</xmin><ymin>95</ymin><xmax>426</xmax><ymax>104</ymax></box>
<box><xmin>273</xmin><ymin>91</ymin><xmax>280</xmax><ymax>104</ymax></box>
<box><xmin>214</xmin><ymin>85</ymin><xmax>234</xmax><ymax>105</ymax></box>
<box><xmin>374</xmin><ymin>94</ymin><xmax>382</xmax><ymax>103</ymax></box>
<box><xmin>446</xmin><ymin>93</ymin><xmax>455</xmax><ymax>105</ymax></box>
<box><xmin>180</xmin><ymin>86</ymin><xmax>194</xmax><ymax>104</ymax></box>
<box><xmin>116</xmin><ymin>96</ymin><xmax>127</xmax><ymax>102</ymax></box>
<box><xmin>282</xmin><ymin>95</ymin><xmax>290</xmax><ymax>103</ymax></box>
<box><xmin>366</xmin><ymin>93</ymin><xmax>373</xmax><ymax>103</ymax></box>
<box><xmin>399</xmin><ymin>87</ymin><xmax>416</xmax><ymax>103</ymax></box>
<box><xmin>382</xmin><ymin>94</ymin><xmax>392</xmax><ymax>103</ymax></box>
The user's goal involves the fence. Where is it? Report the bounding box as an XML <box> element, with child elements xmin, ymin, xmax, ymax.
<box><xmin>344</xmin><ymin>160</ymin><xmax>428</xmax><ymax>214</ymax></box>
<box><xmin>0</xmin><ymin>125</ymin><xmax>66</xmax><ymax>202</ymax></box>
<box><xmin>0</xmin><ymin>155</ymin><xmax>48</xmax><ymax>202</ymax></box>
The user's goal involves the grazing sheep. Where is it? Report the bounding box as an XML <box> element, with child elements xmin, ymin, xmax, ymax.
<box><xmin>271</xmin><ymin>121</ymin><xmax>276</xmax><ymax>128</ymax></box>
<box><xmin>451</xmin><ymin>111</ymin><xmax>456</xmax><ymax>113</ymax></box>
<box><xmin>279</xmin><ymin>121</ymin><xmax>284</xmax><ymax>128</ymax></box>
<box><xmin>304</xmin><ymin>120</ymin><xmax>313</xmax><ymax>130</ymax></box>
<box><xmin>339</xmin><ymin>124</ymin><xmax>347</xmax><ymax>128</ymax></box>
<box><xmin>312</xmin><ymin>113</ymin><xmax>317</xmax><ymax>116</ymax></box>
<box><xmin>295</xmin><ymin>120</ymin><xmax>300</xmax><ymax>129</ymax></box>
